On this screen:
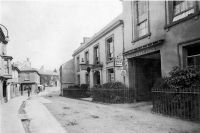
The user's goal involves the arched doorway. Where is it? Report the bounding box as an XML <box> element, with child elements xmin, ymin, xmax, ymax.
<box><xmin>93</xmin><ymin>71</ymin><xmax>100</xmax><ymax>85</ymax></box>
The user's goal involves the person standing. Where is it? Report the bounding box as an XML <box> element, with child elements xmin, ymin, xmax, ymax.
<box><xmin>25</xmin><ymin>85</ymin><xmax>31</xmax><ymax>97</ymax></box>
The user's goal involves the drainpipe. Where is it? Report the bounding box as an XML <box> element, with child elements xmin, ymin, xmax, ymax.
<box><xmin>122</xmin><ymin>23</ymin><xmax>125</xmax><ymax>85</ymax></box>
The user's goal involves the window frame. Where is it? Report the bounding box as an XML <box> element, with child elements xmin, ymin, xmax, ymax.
<box><xmin>93</xmin><ymin>44</ymin><xmax>100</xmax><ymax>65</ymax></box>
<box><xmin>76</xmin><ymin>56</ymin><xmax>80</xmax><ymax>72</ymax></box>
<box><xmin>85</xmin><ymin>50</ymin><xmax>89</xmax><ymax>65</ymax></box>
<box><xmin>165</xmin><ymin>1</ymin><xmax>200</xmax><ymax>29</ymax></box>
<box><xmin>107</xmin><ymin>68</ymin><xmax>115</xmax><ymax>82</ymax></box>
<box><xmin>133</xmin><ymin>1</ymin><xmax>151</xmax><ymax>43</ymax></box>
<box><xmin>105</xmin><ymin>35</ymin><xmax>114</xmax><ymax>62</ymax></box>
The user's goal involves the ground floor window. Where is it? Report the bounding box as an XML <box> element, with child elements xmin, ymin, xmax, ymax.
<box><xmin>94</xmin><ymin>71</ymin><xmax>100</xmax><ymax>85</ymax></box>
<box><xmin>85</xmin><ymin>73</ymin><xmax>90</xmax><ymax>85</ymax></box>
<box><xmin>186</xmin><ymin>43</ymin><xmax>200</xmax><ymax>68</ymax></box>
<box><xmin>107</xmin><ymin>68</ymin><xmax>115</xmax><ymax>82</ymax></box>
<box><xmin>77</xmin><ymin>75</ymin><xmax>80</xmax><ymax>85</ymax></box>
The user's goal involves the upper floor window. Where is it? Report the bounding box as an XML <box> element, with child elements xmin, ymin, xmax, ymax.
<box><xmin>173</xmin><ymin>1</ymin><xmax>195</xmax><ymax>22</ymax></box>
<box><xmin>136</xmin><ymin>1</ymin><xmax>149</xmax><ymax>38</ymax></box>
<box><xmin>106</xmin><ymin>37</ymin><xmax>114</xmax><ymax>61</ymax></box>
<box><xmin>24</xmin><ymin>73</ymin><xmax>30</xmax><ymax>81</ymax></box>
<box><xmin>76</xmin><ymin>56</ymin><xmax>80</xmax><ymax>72</ymax></box>
<box><xmin>94</xmin><ymin>45</ymin><xmax>100</xmax><ymax>64</ymax></box>
<box><xmin>85</xmin><ymin>51</ymin><xmax>89</xmax><ymax>65</ymax></box>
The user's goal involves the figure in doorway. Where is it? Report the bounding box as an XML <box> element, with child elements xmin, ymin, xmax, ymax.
<box><xmin>25</xmin><ymin>85</ymin><xmax>31</xmax><ymax>97</ymax></box>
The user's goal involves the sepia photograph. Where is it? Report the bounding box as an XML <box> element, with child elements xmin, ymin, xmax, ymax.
<box><xmin>0</xmin><ymin>0</ymin><xmax>200</xmax><ymax>133</ymax></box>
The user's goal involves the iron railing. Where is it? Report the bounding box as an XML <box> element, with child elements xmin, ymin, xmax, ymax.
<box><xmin>152</xmin><ymin>88</ymin><xmax>200</xmax><ymax>121</ymax></box>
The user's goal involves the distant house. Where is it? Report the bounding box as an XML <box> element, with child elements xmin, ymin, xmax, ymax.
<box><xmin>38</xmin><ymin>67</ymin><xmax>59</xmax><ymax>87</ymax></box>
<box><xmin>59</xmin><ymin>59</ymin><xmax>75</xmax><ymax>94</ymax></box>
<box><xmin>19</xmin><ymin>68</ymin><xmax>40</xmax><ymax>95</ymax></box>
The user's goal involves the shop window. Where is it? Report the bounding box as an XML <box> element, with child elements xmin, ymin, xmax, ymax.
<box><xmin>106</xmin><ymin>37</ymin><xmax>114</xmax><ymax>61</ymax></box>
<box><xmin>94</xmin><ymin>45</ymin><xmax>100</xmax><ymax>64</ymax></box>
<box><xmin>135</xmin><ymin>1</ymin><xmax>149</xmax><ymax>38</ymax></box>
<box><xmin>107</xmin><ymin>68</ymin><xmax>115</xmax><ymax>82</ymax></box>
<box><xmin>173</xmin><ymin>1</ymin><xmax>195</xmax><ymax>22</ymax></box>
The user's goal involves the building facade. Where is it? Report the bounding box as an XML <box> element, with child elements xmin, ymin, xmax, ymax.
<box><xmin>7</xmin><ymin>64</ymin><xmax>20</xmax><ymax>100</ymax></box>
<box><xmin>19</xmin><ymin>68</ymin><xmax>40</xmax><ymax>95</ymax></box>
<box><xmin>72</xmin><ymin>15</ymin><xmax>125</xmax><ymax>89</ymax></box>
<box><xmin>122</xmin><ymin>1</ymin><xmax>200</xmax><ymax>101</ymax></box>
<box><xmin>0</xmin><ymin>27</ymin><xmax>13</xmax><ymax>103</ymax></box>
<box><xmin>60</xmin><ymin>59</ymin><xmax>75</xmax><ymax>91</ymax></box>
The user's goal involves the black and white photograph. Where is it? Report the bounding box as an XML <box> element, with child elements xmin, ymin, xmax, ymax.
<box><xmin>1</xmin><ymin>0</ymin><xmax>200</xmax><ymax>133</ymax></box>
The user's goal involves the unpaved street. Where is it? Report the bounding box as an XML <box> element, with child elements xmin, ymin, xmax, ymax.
<box><xmin>40</xmin><ymin>88</ymin><xmax>200</xmax><ymax>133</ymax></box>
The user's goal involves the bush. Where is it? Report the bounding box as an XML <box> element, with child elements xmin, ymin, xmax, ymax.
<box><xmin>91</xmin><ymin>82</ymin><xmax>134</xmax><ymax>103</ymax></box>
<box><xmin>63</xmin><ymin>84</ymin><xmax>90</xmax><ymax>98</ymax></box>
<box><xmin>153</xmin><ymin>66</ymin><xmax>200</xmax><ymax>91</ymax></box>
<box><xmin>152</xmin><ymin>66</ymin><xmax>200</xmax><ymax>121</ymax></box>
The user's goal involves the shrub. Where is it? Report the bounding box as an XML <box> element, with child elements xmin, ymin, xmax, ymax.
<box><xmin>152</xmin><ymin>66</ymin><xmax>200</xmax><ymax>121</ymax></box>
<box><xmin>91</xmin><ymin>82</ymin><xmax>134</xmax><ymax>103</ymax></box>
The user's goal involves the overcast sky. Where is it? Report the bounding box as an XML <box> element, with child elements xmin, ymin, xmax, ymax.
<box><xmin>1</xmin><ymin>0</ymin><xmax>122</xmax><ymax>70</ymax></box>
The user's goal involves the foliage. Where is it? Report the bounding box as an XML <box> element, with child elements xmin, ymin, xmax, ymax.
<box><xmin>91</xmin><ymin>82</ymin><xmax>134</xmax><ymax>103</ymax></box>
<box><xmin>63</xmin><ymin>84</ymin><xmax>90</xmax><ymax>98</ymax></box>
<box><xmin>152</xmin><ymin>66</ymin><xmax>200</xmax><ymax>121</ymax></box>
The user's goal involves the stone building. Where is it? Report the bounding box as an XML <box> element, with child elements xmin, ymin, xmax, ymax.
<box><xmin>63</xmin><ymin>1</ymin><xmax>200</xmax><ymax>102</ymax></box>
<box><xmin>122</xmin><ymin>1</ymin><xmax>200</xmax><ymax>101</ymax></box>
<box><xmin>72</xmin><ymin>15</ymin><xmax>124</xmax><ymax>88</ymax></box>
<box><xmin>60</xmin><ymin>59</ymin><xmax>75</xmax><ymax>89</ymax></box>
<box><xmin>19</xmin><ymin>68</ymin><xmax>40</xmax><ymax>95</ymax></box>
<box><xmin>0</xmin><ymin>27</ymin><xmax>13</xmax><ymax>103</ymax></box>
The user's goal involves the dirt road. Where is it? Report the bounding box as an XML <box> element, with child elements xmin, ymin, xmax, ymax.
<box><xmin>41</xmin><ymin>89</ymin><xmax>200</xmax><ymax>133</ymax></box>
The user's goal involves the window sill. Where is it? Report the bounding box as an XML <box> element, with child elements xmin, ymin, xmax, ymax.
<box><xmin>132</xmin><ymin>33</ymin><xmax>151</xmax><ymax>43</ymax></box>
<box><xmin>164</xmin><ymin>12</ymin><xmax>200</xmax><ymax>29</ymax></box>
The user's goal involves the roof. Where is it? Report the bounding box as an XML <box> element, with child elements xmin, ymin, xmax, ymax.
<box><xmin>73</xmin><ymin>14</ymin><xmax>123</xmax><ymax>56</ymax></box>
<box><xmin>39</xmin><ymin>70</ymin><xmax>59</xmax><ymax>76</ymax></box>
<box><xmin>20</xmin><ymin>68</ymin><xmax>40</xmax><ymax>75</ymax></box>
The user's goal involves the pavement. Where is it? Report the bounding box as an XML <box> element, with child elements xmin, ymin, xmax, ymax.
<box><xmin>1</xmin><ymin>96</ymin><xmax>28</xmax><ymax>133</ymax></box>
<box><xmin>1</xmin><ymin>88</ymin><xmax>67</xmax><ymax>133</ymax></box>
<box><xmin>25</xmin><ymin>95</ymin><xmax>67</xmax><ymax>133</ymax></box>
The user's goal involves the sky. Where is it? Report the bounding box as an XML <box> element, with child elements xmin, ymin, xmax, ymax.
<box><xmin>1</xmin><ymin>0</ymin><xmax>122</xmax><ymax>70</ymax></box>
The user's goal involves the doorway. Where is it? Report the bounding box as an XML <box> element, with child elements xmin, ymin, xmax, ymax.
<box><xmin>93</xmin><ymin>71</ymin><xmax>100</xmax><ymax>85</ymax></box>
<box><xmin>132</xmin><ymin>51</ymin><xmax>161</xmax><ymax>101</ymax></box>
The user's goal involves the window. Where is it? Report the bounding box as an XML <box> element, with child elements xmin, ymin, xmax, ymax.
<box><xmin>77</xmin><ymin>75</ymin><xmax>80</xmax><ymax>85</ymax></box>
<box><xmin>106</xmin><ymin>37</ymin><xmax>114</xmax><ymax>61</ymax></box>
<box><xmin>186</xmin><ymin>44</ymin><xmax>200</xmax><ymax>68</ymax></box>
<box><xmin>77</xmin><ymin>56</ymin><xmax>80</xmax><ymax>72</ymax></box>
<box><xmin>24</xmin><ymin>73</ymin><xmax>30</xmax><ymax>81</ymax></box>
<box><xmin>173</xmin><ymin>1</ymin><xmax>195</xmax><ymax>22</ymax></box>
<box><xmin>94</xmin><ymin>46</ymin><xmax>100</xmax><ymax>64</ymax></box>
<box><xmin>85</xmin><ymin>51</ymin><xmax>89</xmax><ymax>65</ymax></box>
<box><xmin>136</xmin><ymin>1</ymin><xmax>149</xmax><ymax>38</ymax></box>
<box><xmin>85</xmin><ymin>73</ymin><xmax>90</xmax><ymax>84</ymax></box>
<box><xmin>107</xmin><ymin>68</ymin><xmax>115</xmax><ymax>82</ymax></box>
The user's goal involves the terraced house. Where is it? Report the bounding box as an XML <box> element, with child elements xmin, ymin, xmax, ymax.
<box><xmin>62</xmin><ymin>1</ymin><xmax>200</xmax><ymax>102</ymax></box>
<box><xmin>72</xmin><ymin>15</ymin><xmax>125</xmax><ymax>88</ymax></box>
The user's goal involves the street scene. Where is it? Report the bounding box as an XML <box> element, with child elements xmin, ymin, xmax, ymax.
<box><xmin>1</xmin><ymin>0</ymin><xmax>200</xmax><ymax>133</ymax></box>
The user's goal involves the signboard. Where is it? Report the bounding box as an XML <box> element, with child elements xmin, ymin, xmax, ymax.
<box><xmin>115</xmin><ymin>57</ymin><xmax>123</xmax><ymax>67</ymax></box>
<box><xmin>121</xmin><ymin>70</ymin><xmax>127</xmax><ymax>76</ymax></box>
